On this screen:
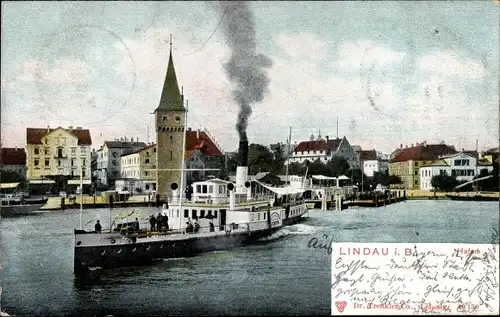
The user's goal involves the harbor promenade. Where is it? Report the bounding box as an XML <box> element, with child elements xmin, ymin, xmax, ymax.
<box><xmin>40</xmin><ymin>194</ymin><xmax>158</xmax><ymax>211</ymax></box>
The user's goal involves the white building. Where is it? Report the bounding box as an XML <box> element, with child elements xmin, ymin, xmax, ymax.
<box><xmin>289</xmin><ymin>134</ymin><xmax>360</xmax><ymax>168</ymax></box>
<box><xmin>419</xmin><ymin>152</ymin><xmax>494</xmax><ymax>191</ymax></box>
<box><xmin>116</xmin><ymin>144</ymin><xmax>157</xmax><ymax>193</ymax></box>
<box><xmin>26</xmin><ymin>126</ymin><xmax>92</xmax><ymax>188</ymax></box>
<box><xmin>95</xmin><ymin>139</ymin><xmax>147</xmax><ymax>187</ymax></box>
<box><xmin>355</xmin><ymin>149</ymin><xmax>389</xmax><ymax>177</ymax></box>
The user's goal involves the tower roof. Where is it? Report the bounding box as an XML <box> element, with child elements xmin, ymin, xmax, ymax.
<box><xmin>156</xmin><ymin>37</ymin><xmax>185</xmax><ymax>112</ymax></box>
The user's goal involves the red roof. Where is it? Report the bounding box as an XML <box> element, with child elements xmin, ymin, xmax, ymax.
<box><xmin>390</xmin><ymin>144</ymin><xmax>456</xmax><ymax>163</ymax></box>
<box><xmin>294</xmin><ymin>138</ymin><xmax>342</xmax><ymax>153</ymax></box>
<box><xmin>0</xmin><ymin>148</ymin><xmax>27</xmax><ymax>165</ymax></box>
<box><xmin>123</xmin><ymin>130</ymin><xmax>224</xmax><ymax>158</ymax></box>
<box><xmin>26</xmin><ymin>127</ymin><xmax>92</xmax><ymax>145</ymax></box>
<box><xmin>186</xmin><ymin>130</ymin><xmax>223</xmax><ymax>156</ymax></box>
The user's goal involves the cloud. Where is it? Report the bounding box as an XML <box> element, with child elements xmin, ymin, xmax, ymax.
<box><xmin>18</xmin><ymin>59</ymin><xmax>92</xmax><ymax>84</ymax></box>
<box><xmin>333</xmin><ymin>39</ymin><xmax>406</xmax><ymax>72</ymax></box>
<box><xmin>275</xmin><ymin>32</ymin><xmax>327</xmax><ymax>60</ymax></box>
<box><xmin>418</xmin><ymin>50</ymin><xmax>487</xmax><ymax>80</ymax></box>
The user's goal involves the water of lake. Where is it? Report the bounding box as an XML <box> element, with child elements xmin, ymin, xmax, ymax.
<box><xmin>0</xmin><ymin>200</ymin><xmax>498</xmax><ymax>316</ymax></box>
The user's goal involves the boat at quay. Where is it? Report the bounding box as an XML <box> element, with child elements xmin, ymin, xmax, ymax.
<box><xmin>73</xmin><ymin>143</ymin><xmax>308</xmax><ymax>274</ymax></box>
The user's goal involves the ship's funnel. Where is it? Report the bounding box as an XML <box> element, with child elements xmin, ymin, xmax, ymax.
<box><xmin>239</xmin><ymin>140</ymin><xmax>248</xmax><ymax>167</ymax></box>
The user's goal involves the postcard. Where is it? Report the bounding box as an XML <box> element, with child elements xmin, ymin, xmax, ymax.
<box><xmin>1</xmin><ymin>1</ymin><xmax>499</xmax><ymax>316</ymax></box>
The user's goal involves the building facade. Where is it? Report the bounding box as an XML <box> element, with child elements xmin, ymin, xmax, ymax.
<box><xmin>155</xmin><ymin>42</ymin><xmax>186</xmax><ymax>200</ymax></box>
<box><xmin>117</xmin><ymin>144</ymin><xmax>157</xmax><ymax>193</ymax></box>
<box><xmin>117</xmin><ymin>129</ymin><xmax>225</xmax><ymax>194</ymax></box>
<box><xmin>289</xmin><ymin>134</ymin><xmax>360</xmax><ymax>168</ymax></box>
<box><xmin>26</xmin><ymin>126</ymin><xmax>92</xmax><ymax>188</ymax></box>
<box><xmin>95</xmin><ymin>139</ymin><xmax>147</xmax><ymax>187</ymax></box>
<box><xmin>419</xmin><ymin>152</ymin><xmax>494</xmax><ymax>191</ymax></box>
<box><xmin>389</xmin><ymin>143</ymin><xmax>456</xmax><ymax>189</ymax></box>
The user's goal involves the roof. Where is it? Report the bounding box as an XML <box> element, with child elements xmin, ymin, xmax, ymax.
<box><xmin>421</xmin><ymin>159</ymin><xmax>449</xmax><ymax>167</ymax></box>
<box><xmin>390</xmin><ymin>144</ymin><xmax>456</xmax><ymax>163</ymax></box>
<box><xmin>0</xmin><ymin>148</ymin><xmax>26</xmax><ymax>165</ymax></box>
<box><xmin>27</xmin><ymin>127</ymin><xmax>92</xmax><ymax>145</ymax></box>
<box><xmin>358</xmin><ymin>150</ymin><xmax>377</xmax><ymax>161</ymax></box>
<box><xmin>186</xmin><ymin>130</ymin><xmax>224</xmax><ymax>157</ymax></box>
<box><xmin>104</xmin><ymin>141</ymin><xmax>147</xmax><ymax>149</ymax></box>
<box><xmin>156</xmin><ymin>47</ymin><xmax>185</xmax><ymax>112</ymax></box>
<box><xmin>485</xmin><ymin>147</ymin><xmax>499</xmax><ymax>154</ymax></box>
<box><xmin>122</xmin><ymin>144</ymin><xmax>156</xmax><ymax>157</ymax></box>
<box><xmin>439</xmin><ymin>151</ymin><xmax>475</xmax><ymax>159</ymax></box>
<box><xmin>122</xmin><ymin>130</ymin><xmax>224</xmax><ymax>158</ymax></box>
<box><xmin>477</xmin><ymin>158</ymin><xmax>492</xmax><ymax>166</ymax></box>
<box><xmin>294</xmin><ymin>138</ymin><xmax>342</xmax><ymax>153</ymax></box>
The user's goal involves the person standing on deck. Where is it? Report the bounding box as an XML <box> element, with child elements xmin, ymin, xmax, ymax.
<box><xmin>94</xmin><ymin>220</ymin><xmax>102</xmax><ymax>233</ymax></box>
<box><xmin>134</xmin><ymin>218</ymin><xmax>140</xmax><ymax>232</ymax></box>
<box><xmin>164</xmin><ymin>215</ymin><xmax>169</xmax><ymax>231</ymax></box>
<box><xmin>209</xmin><ymin>220</ymin><xmax>215</xmax><ymax>232</ymax></box>
<box><xmin>149</xmin><ymin>215</ymin><xmax>156</xmax><ymax>231</ymax></box>
<box><xmin>157</xmin><ymin>214</ymin><xmax>163</xmax><ymax>231</ymax></box>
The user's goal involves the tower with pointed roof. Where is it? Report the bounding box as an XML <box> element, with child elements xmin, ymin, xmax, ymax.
<box><xmin>155</xmin><ymin>35</ymin><xmax>186</xmax><ymax>200</ymax></box>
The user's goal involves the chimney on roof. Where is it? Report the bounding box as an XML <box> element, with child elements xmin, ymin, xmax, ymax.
<box><xmin>411</xmin><ymin>143</ymin><xmax>414</xmax><ymax>147</ymax></box>
<box><xmin>68</xmin><ymin>126</ymin><xmax>73</xmax><ymax>130</ymax></box>
<box><xmin>131</xmin><ymin>136</ymin><xmax>134</xmax><ymax>142</ymax></box>
<box><xmin>47</xmin><ymin>125</ymin><xmax>50</xmax><ymax>132</ymax></box>
<box><xmin>197</xmin><ymin>129</ymin><xmax>200</xmax><ymax>139</ymax></box>
<box><xmin>187</xmin><ymin>127</ymin><xmax>192</xmax><ymax>132</ymax></box>
<box><xmin>326</xmin><ymin>135</ymin><xmax>329</xmax><ymax>142</ymax></box>
<box><xmin>76</xmin><ymin>127</ymin><xmax>82</xmax><ymax>130</ymax></box>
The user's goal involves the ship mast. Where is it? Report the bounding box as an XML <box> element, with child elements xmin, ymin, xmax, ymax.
<box><xmin>178</xmin><ymin>100</ymin><xmax>188</xmax><ymax>229</ymax></box>
<box><xmin>284</xmin><ymin>126</ymin><xmax>292</xmax><ymax>197</ymax></box>
<box><xmin>79</xmin><ymin>167</ymin><xmax>83</xmax><ymax>230</ymax></box>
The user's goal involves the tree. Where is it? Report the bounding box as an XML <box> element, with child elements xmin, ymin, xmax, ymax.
<box><xmin>308</xmin><ymin>159</ymin><xmax>331</xmax><ymax>176</ymax></box>
<box><xmin>248</xmin><ymin>143</ymin><xmax>274</xmax><ymax>175</ymax></box>
<box><xmin>326</xmin><ymin>156</ymin><xmax>350</xmax><ymax>177</ymax></box>
<box><xmin>431</xmin><ymin>175</ymin><xmax>459</xmax><ymax>192</ymax></box>
<box><xmin>271</xmin><ymin>143</ymin><xmax>286</xmax><ymax>174</ymax></box>
<box><xmin>387</xmin><ymin>174</ymin><xmax>403</xmax><ymax>188</ymax></box>
<box><xmin>288</xmin><ymin>162</ymin><xmax>305</xmax><ymax>175</ymax></box>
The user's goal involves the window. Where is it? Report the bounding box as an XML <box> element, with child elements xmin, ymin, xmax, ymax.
<box><xmin>58</xmin><ymin>160</ymin><xmax>61</xmax><ymax>166</ymax></box>
<box><xmin>34</xmin><ymin>159</ymin><xmax>39</xmax><ymax>166</ymax></box>
<box><xmin>219</xmin><ymin>186</ymin><xmax>223</xmax><ymax>194</ymax></box>
<box><xmin>145</xmin><ymin>158</ymin><xmax>150</xmax><ymax>163</ymax></box>
<box><xmin>208</xmin><ymin>185</ymin><xmax>213</xmax><ymax>194</ymax></box>
<box><xmin>113</xmin><ymin>152</ymin><xmax>117</xmax><ymax>157</ymax></box>
<box><xmin>175</xmin><ymin>116</ymin><xmax>181</xmax><ymax>122</ymax></box>
<box><xmin>264</xmin><ymin>213</ymin><xmax>266</xmax><ymax>220</ymax></box>
<box><xmin>71</xmin><ymin>159</ymin><xmax>75</xmax><ymax>166</ymax></box>
<box><xmin>257</xmin><ymin>213</ymin><xmax>260</xmax><ymax>221</ymax></box>
<box><xmin>34</xmin><ymin>147</ymin><xmax>40</xmax><ymax>155</ymax></box>
<box><xmin>154</xmin><ymin>147</ymin><xmax>156</xmax><ymax>152</ymax></box>
<box><xmin>163</xmin><ymin>116</ymin><xmax>166</xmax><ymax>121</ymax></box>
<box><xmin>71</xmin><ymin>147</ymin><xmax>76</xmax><ymax>155</ymax></box>
<box><xmin>200</xmin><ymin>210</ymin><xmax>205</xmax><ymax>218</ymax></box>
<box><xmin>214</xmin><ymin>210</ymin><xmax>218</xmax><ymax>218</ymax></box>
<box><xmin>82</xmin><ymin>169</ymin><xmax>86</xmax><ymax>178</ymax></box>
<box><xmin>80</xmin><ymin>146</ymin><xmax>85</xmax><ymax>153</ymax></box>
<box><xmin>202</xmin><ymin>185</ymin><xmax>207</xmax><ymax>193</ymax></box>
<box><xmin>184</xmin><ymin>209</ymin><xmax>189</xmax><ymax>218</ymax></box>
<box><xmin>146</xmin><ymin>152</ymin><xmax>149</xmax><ymax>156</ymax></box>
<box><xmin>196</xmin><ymin>185</ymin><xmax>201</xmax><ymax>193</ymax></box>
<box><xmin>170</xmin><ymin>151</ymin><xmax>172</xmax><ymax>160</ymax></box>
<box><xmin>144</xmin><ymin>171</ymin><xmax>148</xmax><ymax>176</ymax></box>
<box><xmin>82</xmin><ymin>159</ymin><xmax>86</xmax><ymax>166</ymax></box>
<box><xmin>112</xmin><ymin>160</ymin><xmax>116</xmax><ymax>166</ymax></box>
<box><xmin>45</xmin><ymin>159</ymin><xmax>50</xmax><ymax>166</ymax></box>
<box><xmin>208</xmin><ymin>210</ymin><xmax>212</xmax><ymax>217</ymax></box>
<box><xmin>192</xmin><ymin>210</ymin><xmax>197</xmax><ymax>219</ymax></box>
<box><xmin>45</xmin><ymin>147</ymin><xmax>50</xmax><ymax>155</ymax></box>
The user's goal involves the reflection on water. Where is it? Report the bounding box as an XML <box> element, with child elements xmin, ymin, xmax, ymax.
<box><xmin>0</xmin><ymin>201</ymin><xmax>498</xmax><ymax>316</ymax></box>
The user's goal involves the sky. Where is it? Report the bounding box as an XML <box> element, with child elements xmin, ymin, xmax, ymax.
<box><xmin>1</xmin><ymin>1</ymin><xmax>499</xmax><ymax>154</ymax></box>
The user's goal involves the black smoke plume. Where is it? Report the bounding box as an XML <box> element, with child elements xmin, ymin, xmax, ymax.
<box><xmin>215</xmin><ymin>1</ymin><xmax>273</xmax><ymax>142</ymax></box>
